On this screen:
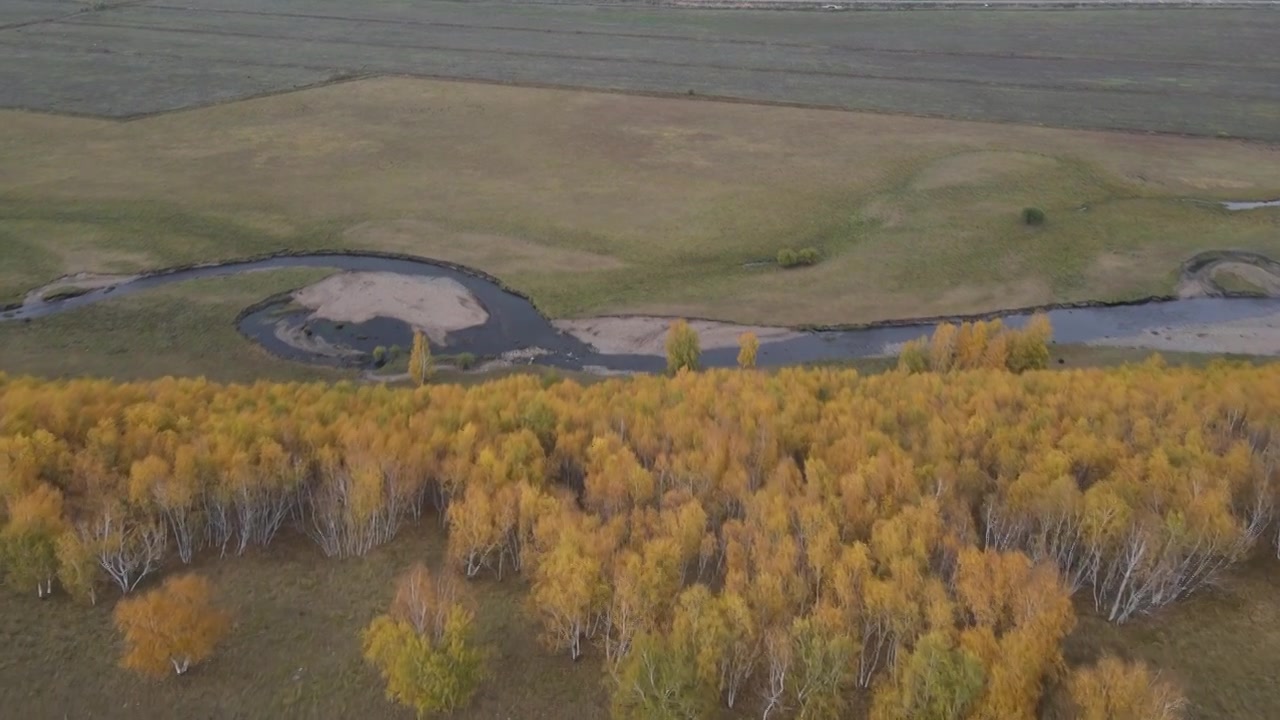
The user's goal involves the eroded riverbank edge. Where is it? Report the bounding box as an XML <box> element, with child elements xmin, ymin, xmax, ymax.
<box><xmin>3</xmin><ymin>249</ymin><xmax>1279</xmax><ymax>373</ymax></box>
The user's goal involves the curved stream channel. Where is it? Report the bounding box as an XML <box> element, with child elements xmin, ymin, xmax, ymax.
<box><xmin>2</xmin><ymin>252</ymin><xmax>1278</xmax><ymax>373</ymax></box>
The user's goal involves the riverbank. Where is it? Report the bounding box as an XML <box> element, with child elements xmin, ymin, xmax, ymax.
<box><xmin>3</xmin><ymin>249</ymin><xmax>1278</xmax><ymax>376</ymax></box>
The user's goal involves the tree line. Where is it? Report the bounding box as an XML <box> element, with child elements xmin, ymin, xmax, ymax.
<box><xmin>1</xmin><ymin>340</ymin><xmax>1276</xmax><ymax>717</ymax></box>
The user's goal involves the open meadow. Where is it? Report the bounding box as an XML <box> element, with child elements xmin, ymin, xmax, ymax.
<box><xmin>3</xmin><ymin>2</ymin><xmax>1280</xmax><ymax>718</ymax></box>
<box><xmin>4</xmin><ymin>77</ymin><xmax>1279</xmax><ymax>328</ymax></box>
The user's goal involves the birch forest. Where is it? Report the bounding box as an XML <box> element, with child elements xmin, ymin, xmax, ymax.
<box><xmin>2</xmin><ymin>348</ymin><xmax>1277</xmax><ymax>718</ymax></box>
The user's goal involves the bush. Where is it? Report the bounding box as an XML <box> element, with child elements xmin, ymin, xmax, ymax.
<box><xmin>372</xmin><ymin>346</ymin><xmax>387</xmax><ymax>366</ymax></box>
<box><xmin>777</xmin><ymin>247</ymin><xmax>821</xmax><ymax>268</ymax></box>
<box><xmin>454</xmin><ymin>353</ymin><xmax>478</xmax><ymax>371</ymax></box>
<box><xmin>1022</xmin><ymin>207</ymin><xmax>1046</xmax><ymax>226</ymax></box>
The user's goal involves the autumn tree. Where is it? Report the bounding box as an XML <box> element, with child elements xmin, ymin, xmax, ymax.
<box><xmin>409</xmin><ymin>330</ymin><xmax>434</xmax><ymax>386</ymax></box>
<box><xmin>1007</xmin><ymin>313</ymin><xmax>1052</xmax><ymax>372</ymax></box>
<box><xmin>737</xmin><ymin>332</ymin><xmax>760</xmax><ymax>369</ymax></box>
<box><xmin>363</xmin><ymin>563</ymin><xmax>486</xmax><ymax>717</ymax></box>
<box><xmin>55</xmin><ymin>531</ymin><xmax>100</xmax><ymax>605</ymax></box>
<box><xmin>898</xmin><ymin>339</ymin><xmax>929</xmax><ymax>373</ymax></box>
<box><xmin>528</xmin><ymin>513</ymin><xmax>613</xmax><ymax>660</ymax></box>
<box><xmin>876</xmin><ymin>631</ymin><xmax>985</xmax><ymax>720</ymax></box>
<box><xmin>1069</xmin><ymin>656</ymin><xmax>1186</xmax><ymax>720</ymax></box>
<box><xmin>611</xmin><ymin>630</ymin><xmax>710</xmax><ymax>720</ymax></box>
<box><xmin>2</xmin><ymin>351</ymin><xmax>1279</xmax><ymax>720</ymax></box>
<box><xmin>1</xmin><ymin>483</ymin><xmax>66</xmax><ymax>597</ymax></box>
<box><xmin>665</xmin><ymin>320</ymin><xmax>701</xmax><ymax>375</ymax></box>
<box><xmin>789</xmin><ymin>613</ymin><xmax>855</xmax><ymax>720</ymax></box>
<box><xmin>113</xmin><ymin>573</ymin><xmax>230</xmax><ymax>677</ymax></box>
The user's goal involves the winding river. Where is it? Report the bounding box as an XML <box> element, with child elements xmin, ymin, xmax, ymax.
<box><xmin>2</xmin><ymin>252</ymin><xmax>1278</xmax><ymax>372</ymax></box>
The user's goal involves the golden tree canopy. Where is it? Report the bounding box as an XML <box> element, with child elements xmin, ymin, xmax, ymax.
<box><xmin>113</xmin><ymin>573</ymin><xmax>230</xmax><ymax>678</ymax></box>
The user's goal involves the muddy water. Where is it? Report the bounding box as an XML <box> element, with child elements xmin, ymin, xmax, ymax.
<box><xmin>3</xmin><ymin>252</ymin><xmax>1278</xmax><ymax>372</ymax></box>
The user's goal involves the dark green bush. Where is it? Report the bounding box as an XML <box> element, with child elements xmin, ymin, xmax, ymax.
<box><xmin>1022</xmin><ymin>207</ymin><xmax>1046</xmax><ymax>226</ymax></box>
<box><xmin>777</xmin><ymin>247</ymin><xmax>820</xmax><ymax>268</ymax></box>
<box><xmin>455</xmin><ymin>353</ymin><xmax>478</xmax><ymax>370</ymax></box>
<box><xmin>372</xmin><ymin>346</ymin><xmax>387</xmax><ymax>365</ymax></box>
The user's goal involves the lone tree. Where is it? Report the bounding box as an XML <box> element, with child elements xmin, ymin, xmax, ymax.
<box><xmin>737</xmin><ymin>332</ymin><xmax>759</xmax><ymax>369</ymax></box>
<box><xmin>665</xmin><ymin>320</ymin><xmax>701</xmax><ymax>375</ymax></box>
<box><xmin>363</xmin><ymin>563</ymin><xmax>486</xmax><ymax>717</ymax></box>
<box><xmin>113</xmin><ymin>573</ymin><xmax>230</xmax><ymax>678</ymax></box>
<box><xmin>409</xmin><ymin>331</ymin><xmax>434</xmax><ymax>387</ymax></box>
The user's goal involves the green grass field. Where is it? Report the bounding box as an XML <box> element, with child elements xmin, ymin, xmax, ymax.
<box><xmin>3</xmin><ymin>78</ymin><xmax>1279</xmax><ymax>326</ymax></box>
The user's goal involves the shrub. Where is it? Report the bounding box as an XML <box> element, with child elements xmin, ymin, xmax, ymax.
<box><xmin>1022</xmin><ymin>207</ymin><xmax>1046</xmax><ymax>226</ymax></box>
<box><xmin>777</xmin><ymin>247</ymin><xmax>821</xmax><ymax>268</ymax></box>
<box><xmin>372</xmin><ymin>346</ymin><xmax>387</xmax><ymax>366</ymax></box>
<box><xmin>454</xmin><ymin>353</ymin><xmax>478</xmax><ymax>371</ymax></box>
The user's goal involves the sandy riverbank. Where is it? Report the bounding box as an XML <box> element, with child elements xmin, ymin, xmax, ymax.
<box><xmin>293</xmin><ymin>272</ymin><xmax>488</xmax><ymax>345</ymax></box>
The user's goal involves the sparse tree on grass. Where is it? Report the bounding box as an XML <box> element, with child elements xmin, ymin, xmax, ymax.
<box><xmin>665</xmin><ymin>320</ymin><xmax>701</xmax><ymax>375</ymax></box>
<box><xmin>363</xmin><ymin>563</ymin><xmax>486</xmax><ymax>718</ymax></box>
<box><xmin>113</xmin><ymin>573</ymin><xmax>230</xmax><ymax>678</ymax></box>
<box><xmin>409</xmin><ymin>331</ymin><xmax>434</xmax><ymax>387</ymax></box>
<box><xmin>737</xmin><ymin>332</ymin><xmax>760</xmax><ymax>370</ymax></box>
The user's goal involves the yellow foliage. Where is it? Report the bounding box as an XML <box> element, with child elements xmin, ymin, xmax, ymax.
<box><xmin>409</xmin><ymin>330</ymin><xmax>433</xmax><ymax>387</ymax></box>
<box><xmin>363</xmin><ymin>564</ymin><xmax>485</xmax><ymax>717</ymax></box>
<box><xmin>1069</xmin><ymin>655</ymin><xmax>1187</xmax><ymax>720</ymax></box>
<box><xmin>665</xmin><ymin>319</ymin><xmax>701</xmax><ymax>374</ymax></box>
<box><xmin>0</xmin><ymin>360</ymin><xmax>1277</xmax><ymax>714</ymax></box>
<box><xmin>113</xmin><ymin>573</ymin><xmax>230</xmax><ymax>678</ymax></box>
<box><xmin>902</xmin><ymin>314</ymin><xmax>1052</xmax><ymax>373</ymax></box>
<box><xmin>737</xmin><ymin>332</ymin><xmax>759</xmax><ymax>370</ymax></box>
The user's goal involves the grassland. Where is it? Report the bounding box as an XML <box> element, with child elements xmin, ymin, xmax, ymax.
<box><xmin>3</xmin><ymin>78</ymin><xmax>1279</xmax><ymax>328</ymax></box>
<box><xmin>0</xmin><ymin>523</ymin><xmax>608</xmax><ymax>720</ymax></box>
<box><xmin>5</xmin><ymin>3</ymin><xmax>1279</xmax><ymax>140</ymax></box>
<box><xmin>2</xmin><ymin>514</ymin><xmax>1276</xmax><ymax>720</ymax></box>
<box><xmin>0</xmin><ymin>271</ymin><xmax>344</xmax><ymax>383</ymax></box>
